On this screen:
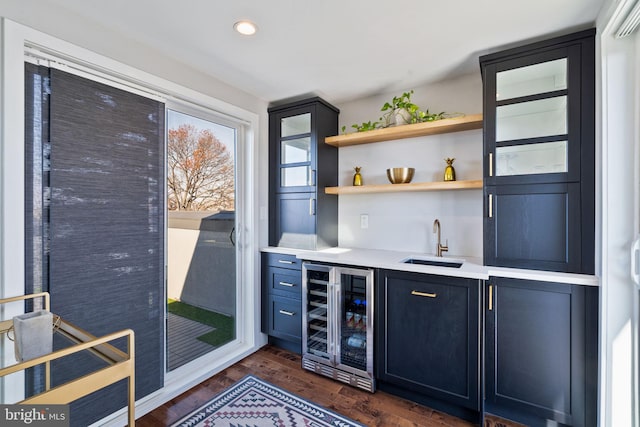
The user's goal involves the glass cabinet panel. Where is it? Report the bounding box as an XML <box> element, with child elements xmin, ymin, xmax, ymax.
<box><xmin>496</xmin><ymin>141</ymin><xmax>568</xmax><ymax>176</ymax></box>
<box><xmin>340</xmin><ymin>272</ymin><xmax>369</xmax><ymax>371</ymax></box>
<box><xmin>497</xmin><ymin>58</ymin><xmax>567</xmax><ymax>100</ymax></box>
<box><xmin>305</xmin><ymin>268</ymin><xmax>330</xmax><ymax>360</ymax></box>
<box><xmin>496</xmin><ymin>96</ymin><xmax>567</xmax><ymax>141</ymax></box>
<box><xmin>281</xmin><ymin>137</ymin><xmax>311</xmax><ymax>164</ymax></box>
<box><xmin>281</xmin><ymin>113</ymin><xmax>311</xmax><ymax>137</ymax></box>
<box><xmin>281</xmin><ymin>166</ymin><xmax>311</xmax><ymax>187</ymax></box>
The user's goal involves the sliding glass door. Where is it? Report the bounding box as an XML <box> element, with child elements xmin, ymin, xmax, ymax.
<box><xmin>165</xmin><ymin>108</ymin><xmax>238</xmax><ymax>371</ymax></box>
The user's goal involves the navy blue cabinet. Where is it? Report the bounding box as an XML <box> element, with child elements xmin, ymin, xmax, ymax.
<box><xmin>375</xmin><ymin>270</ymin><xmax>481</xmax><ymax>422</ymax></box>
<box><xmin>480</xmin><ymin>29</ymin><xmax>595</xmax><ymax>274</ymax></box>
<box><xmin>484</xmin><ymin>182</ymin><xmax>582</xmax><ymax>272</ymax></box>
<box><xmin>268</xmin><ymin>98</ymin><xmax>338</xmax><ymax>250</ymax></box>
<box><xmin>484</xmin><ymin>277</ymin><xmax>598</xmax><ymax>426</ymax></box>
<box><xmin>261</xmin><ymin>252</ymin><xmax>303</xmax><ymax>353</ymax></box>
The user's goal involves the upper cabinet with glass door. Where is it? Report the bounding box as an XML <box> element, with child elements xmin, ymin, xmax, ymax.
<box><xmin>277</xmin><ymin>111</ymin><xmax>315</xmax><ymax>191</ymax></box>
<box><xmin>481</xmin><ymin>30</ymin><xmax>595</xmax><ymax>186</ymax></box>
<box><xmin>480</xmin><ymin>29</ymin><xmax>596</xmax><ymax>274</ymax></box>
<box><xmin>268</xmin><ymin>98</ymin><xmax>339</xmax><ymax>249</ymax></box>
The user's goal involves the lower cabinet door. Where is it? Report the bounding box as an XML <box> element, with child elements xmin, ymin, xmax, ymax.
<box><xmin>376</xmin><ymin>270</ymin><xmax>481</xmax><ymax>411</ymax></box>
<box><xmin>272</xmin><ymin>192</ymin><xmax>316</xmax><ymax>249</ymax></box>
<box><xmin>484</xmin><ymin>183</ymin><xmax>585</xmax><ymax>273</ymax></box>
<box><xmin>485</xmin><ymin>277</ymin><xmax>598</xmax><ymax>427</ymax></box>
<box><xmin>268</xmin><ymin>294</ymin><xmax>302</xmax><ymax>343</ymax></box>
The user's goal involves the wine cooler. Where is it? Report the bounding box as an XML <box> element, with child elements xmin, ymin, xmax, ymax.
<box><xmin>302</xmin><ymin>262</ymin><xmax>375</xmax><ymax>392</ymax></box>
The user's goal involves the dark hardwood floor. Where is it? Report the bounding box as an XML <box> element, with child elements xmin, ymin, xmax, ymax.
<box><xmin>136</xmin><ymin>345</ymin><xmax>478</xmax><ymax>426</ymax></box>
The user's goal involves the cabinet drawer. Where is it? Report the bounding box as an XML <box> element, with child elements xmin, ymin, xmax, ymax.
<box><xmin>263</xmin><ymin>252</ymin><xmax>302</xmax><ymax>270</ymax></box>
<box><xmin>268</xmin><ymin>295</ymin><xmax>302</xmax><ymax>342</ymax></box>
<box><xmin>268</xmin><ymin>267</ymin><xmax>302</xmax><ymax>297</ymax></box>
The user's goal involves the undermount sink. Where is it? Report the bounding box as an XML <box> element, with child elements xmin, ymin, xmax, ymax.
<box><xmin>402</xmin><ymin>257</ymin><xmax>463</xmax><ymax>268</ymax></box>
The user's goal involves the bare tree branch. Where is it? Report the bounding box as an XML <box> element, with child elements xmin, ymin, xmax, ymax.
<box><xmin>167</xmin><ymin>124</ymin><xmax>234</xmax><ymax>211</ymax></box>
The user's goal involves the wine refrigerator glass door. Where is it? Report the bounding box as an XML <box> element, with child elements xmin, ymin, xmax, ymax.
<box><xmin>303</xmin><ymin>265</ymin><xmax>331</xmax><ymax>362</ymax></box>
<box><xmin>337</xmin><ymin>267</ymin><xmax>374</xmax><ymax>375</ymax></box>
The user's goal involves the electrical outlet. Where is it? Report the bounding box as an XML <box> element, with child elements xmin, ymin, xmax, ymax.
<box><xmin>360</xmin><ymin>214</ymin><xmax>369</xmax><ymax>229</ymax></box>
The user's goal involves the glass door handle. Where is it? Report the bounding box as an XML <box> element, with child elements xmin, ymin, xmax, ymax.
<box><xmin>229</xmin><ymin>226</ymin><xmax>235</xmax><ymax>246</ymax></box>
<box><xmin>632</xmin><ymin>235</ymin><xmax>640</xmax><ymax>287</ymax></box>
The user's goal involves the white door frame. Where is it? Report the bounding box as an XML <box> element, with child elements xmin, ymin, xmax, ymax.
<box><xmin>598</xmin><ymin>1</ymin><xmax>640</xmax><ymax>425</ymax></box>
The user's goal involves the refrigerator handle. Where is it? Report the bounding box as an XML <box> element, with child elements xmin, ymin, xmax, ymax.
<box><xmin>326</xmin><ymin>282</ymin><xmax>333</xmax><ymax>360</ymax></box>
<box><xmin>632</xmin><ymin>234</ymin><xmax>640</xmax><ymax>287</ymax></box>
<box><xmin>334</xmin><ymin>282</ymin><xmax>341</xmax><ymax>365</ymax></box>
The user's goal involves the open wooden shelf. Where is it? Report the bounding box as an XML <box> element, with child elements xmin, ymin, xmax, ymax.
<box><xmin>325</xmin><ymin>114</ymin><xmax>483</xmax><ymax>147</ymax></box>
<box><xmin>325</xmin><ymin>179</ymin><xmax>483</xmax><ymax>195</ymax></box>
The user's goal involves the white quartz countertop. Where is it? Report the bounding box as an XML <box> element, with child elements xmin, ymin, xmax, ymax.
<box><xmin>261</xmin><ymin>246</ymin><xmax>600</xmax><ymax>286</ymax></box>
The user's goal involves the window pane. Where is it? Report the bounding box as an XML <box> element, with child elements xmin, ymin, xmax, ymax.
<box><xmin>496</xmin><ymin>141</ymin><xmax>568</xmax><ymax>176</ymax></box>
<box><xmin>496</xmin><ymin>96</ymin><xmax>567</xmax><ymax>141</ymax></box>
<box><xmin>282</xmin><ymin>113</ymin><xmax>311</xmax><ymax>137</ymax></box>
<box><xmin>497</xmin><ymin>58</ymin><xmax>567</xmax><ymax>100</ymax></box>
<box><xmin>281</xmin><ymin>137</ymin><xmax>310</xmax><ymax>164</ymax></box>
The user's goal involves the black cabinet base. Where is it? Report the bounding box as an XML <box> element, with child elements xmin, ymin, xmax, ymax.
<box><xmin>267</xmin><ymin>336</ymin><xmax>301</xmax><ymax>355</ymax></box>
<box><xmin>377</xmin><ymin>381</ymin><xmax>481</xmax><ymax>425</ymax></box>
<box><xmin>484</xmin><ymin>406</ymin><xmax>574</xmax><ymax>427</ymax></box>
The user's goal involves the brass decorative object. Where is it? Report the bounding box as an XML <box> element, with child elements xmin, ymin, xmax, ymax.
<box><xmin>386</xmin><ymin>167</ymin><xmax>415</xmax><ymax>184</ymax></box>
<box><xmin>444</xmin><ymin>158</ymin><xmax>456</xmax><ymax>181</ymax></box>
<box><xmin>353</xmin><ymin>166</ymin><xmax>363</xmax><ymax>186</ymax></box>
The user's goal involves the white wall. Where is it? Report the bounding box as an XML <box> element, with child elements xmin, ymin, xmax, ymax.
<box><xmin>335</xmin><ymin>74</ymin><xmax>483</xmax><ymax>257</ymax></box>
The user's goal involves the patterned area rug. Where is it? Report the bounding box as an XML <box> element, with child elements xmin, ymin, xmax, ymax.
<box><xmin>170</xmin><ymin>375</ymin><xmax>365</xmax><ymax>427</ymax></box>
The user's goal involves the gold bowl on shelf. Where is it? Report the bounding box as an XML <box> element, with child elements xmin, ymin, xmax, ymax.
<box><xmin>386</xmin><ymin>167</ymin><xmax>415</xmax><ymax>184</ymax></box>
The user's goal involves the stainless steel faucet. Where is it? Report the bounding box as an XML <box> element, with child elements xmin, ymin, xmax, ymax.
<box><xmin>433</xmin><ymin>219</ymin><xmax>448</xmax><ymax>257</ymax></box>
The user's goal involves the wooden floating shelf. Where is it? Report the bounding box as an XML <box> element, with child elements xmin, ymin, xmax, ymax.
<box><xmin>325</xmin><ymin>114</ymin><xmax>483</xmax><ymax>147</ymax></box>
<box><xmin>325</xmin><ymin>179</ymin><xmax>483</xmax><ymax>195</ymax></box>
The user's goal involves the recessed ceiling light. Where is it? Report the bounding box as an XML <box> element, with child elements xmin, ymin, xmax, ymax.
<box><xmin>234</xmin><ymin>21</ymin><xmax>257</xmax><ymax>36</ymax></box>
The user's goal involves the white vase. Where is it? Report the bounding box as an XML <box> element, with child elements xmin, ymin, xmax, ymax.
<box><xmin>393</xmin><ymin>108</ymin><xmax>411</xmax><ymax>126</ymax></box>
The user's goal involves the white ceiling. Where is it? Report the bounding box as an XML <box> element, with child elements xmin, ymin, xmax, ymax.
<box><xmin>40</xmin><ymin>0</ymin><xmax>604</xmax><ymax>104</ymax></box>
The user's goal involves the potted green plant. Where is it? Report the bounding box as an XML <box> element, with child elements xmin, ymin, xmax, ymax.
<box><xmin>381</xmin><ymin>90</ymin><xmax>420</xmax><ymax>127</ymax></box>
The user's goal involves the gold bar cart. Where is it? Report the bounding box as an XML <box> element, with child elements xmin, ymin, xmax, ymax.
<box><xmin>0</xmin><ymin>292</ymin><xmax>135</xmax><ymax>426</ymax></box>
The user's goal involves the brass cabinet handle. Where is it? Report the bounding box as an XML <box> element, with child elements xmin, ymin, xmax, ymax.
<box><xmin>488</xmin><ymin>194</ymin><xmax>493</xmax><ymax>218</ymax></box>
<box><xmin>277</xmin><ymin>260</ymin><xmax>294</xmax><ymax>264</ymax></box>
<box><xmin>278</xmin><ymin>309</ymin><xmax>295</xmax><ymax>316</ymax></box>
<box><xmin>489</xmin><ymin>152</ymin><xmax>493</xmax><ymax>177</ymax></box>
<box><xmin>488</xmin><ymin>285</ymin><xmax>493</xmax><ymax>311</ymax></box>
<box><xmin>279</xmin><ymin>281</ymin><xmax>295</xmax><ymax>287</ymax></box>
<box><xmin>411</xmin><ymin>290</ymin><xmax>437</xmax><ymax>298</ymax></box>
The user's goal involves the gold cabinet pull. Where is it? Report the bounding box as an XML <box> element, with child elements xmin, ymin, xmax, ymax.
<box><xmin>279</xmin><ymin>281</ymin><xmax>295</xmax><ymax>287</ymax></box>
<box><xmin>489</xmin><ymin>152</ymin><xmax>493</xmax><ymax>177</ymax></box>
<box><xmin>278</xmin><ymin>309</ymin><xmax>295</xmax><ymax>316</ymax></box>
<box><xmin>488</xmin><ymin>194</ymin><xmax>493</xmax><ymax>218</ymax></box>
<box><xmin>488</xmin><ymin>285</ymin><xmax>493</xmax><ymax>311</ymax></box>
<box><xmin>411</xmin><ymin>290</ymin><xmax>437</xmax><ymax>298</ymax></box>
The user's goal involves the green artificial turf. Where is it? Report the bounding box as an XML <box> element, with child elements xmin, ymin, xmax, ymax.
<box><xmin>167</xmin><ymin>299</ymin><xmax>235</xmax><ymax>347</ymax></box>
